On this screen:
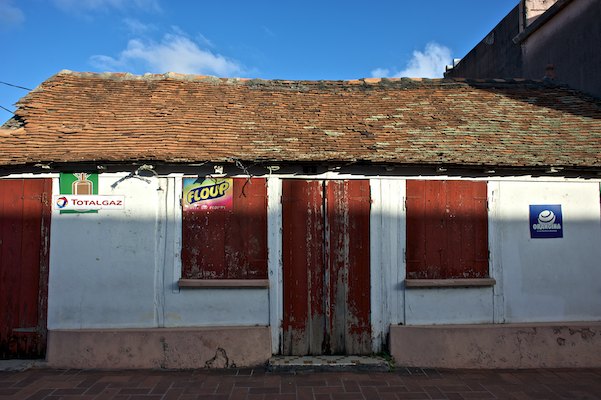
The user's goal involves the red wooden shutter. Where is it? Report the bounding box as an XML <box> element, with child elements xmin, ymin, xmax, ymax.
<box><xmin>406</xmin><ymin>180</ymin><xmax>488</xmax><ymax>279</ymax></box>
<box><xmin>181</xmin><ymin>178</ymin><xmax>267</xmax><ymax>279</ymax></box>
<box><xmin>0</xmin><ymin>179</ymin><xmax>51</xmax><ymax>358</ymax></box>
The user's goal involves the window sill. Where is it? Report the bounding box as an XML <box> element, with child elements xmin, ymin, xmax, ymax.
<box><xmin>178</xmin><ymin>279</ymin><xmax>270</xmax><ymax>289</ymax></box>
<box><xmin>405</xmin><ymin>278</ymin><xmax>496</xmax><ymax>288</ymax></box>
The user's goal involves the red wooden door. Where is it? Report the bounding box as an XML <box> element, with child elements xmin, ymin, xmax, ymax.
<box><xmin>282</xmin><ymin>180</ymin><xmax>371</xmax><ymax>355</ymax></box>
<box><xmin>0</xmin><ymin>179</ymin><xmax>51</xmax><ymax>359</ymax></box>
<box><xmin>406</xmin><ymin>180</ymin><xmax>488</xmax><ymax>279</ymax></box>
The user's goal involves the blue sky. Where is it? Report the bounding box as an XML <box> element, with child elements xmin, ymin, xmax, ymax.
<box><xmin>1</xmin><ymin>0</ymin><xmax>517</xmax><ymax>119</ymax></box>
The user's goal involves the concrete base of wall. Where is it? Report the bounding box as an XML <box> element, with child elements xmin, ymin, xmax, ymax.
<box><xmin>47</xmin><ymin>326</ymin><xmax>271</xmax><ymax>369</ymax></box>
<box><xmin>390</xmin><ymin>322</ymin><xmax>601</xmax><ymax>369</ymax></box>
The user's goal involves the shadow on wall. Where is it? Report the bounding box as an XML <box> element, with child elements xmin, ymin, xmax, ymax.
<box><xmin>2</xmin><ymin>196</ymin><xmax>600</xmax><ymax>319</ymax></box>
<box><xmin>1</xmin><ymin>206</ymin><xmax>600</xmax><ymax>280</ymax></box>
<box><xmin>7</xmin><ymin>191</ymin><xmax>601</xmax><ymax>364</ymax></box>
<box><xmin>469</xmin><ymin>83</ymin><xmax>601</xmax><ymax>120</ymax></box>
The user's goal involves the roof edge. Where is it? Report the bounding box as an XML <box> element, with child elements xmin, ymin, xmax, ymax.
<box><xmin>48</xmin><ymin>70</ymin><xmax>550</xmax><ymax>87</ymax></box>
<box><xmin>513</xmin><ymin>0</ymin><xmax>575</xmax><ymax>44</ymax></box>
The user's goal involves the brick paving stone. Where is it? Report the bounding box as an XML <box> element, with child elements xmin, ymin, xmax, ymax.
<box><xmin>150</xmin><ymin>380</ymin><xmax>172</xmax><ymax>395</ymax></box>
<box><xmin>296</xmin><ymin>386</ymin><xmax>313</xmax><ymax>400</ymax></box>
<box><xmin>23</xmin><ymin>389</ymin><xmax>55</xmax><ymax>400</ymax></box>
<box><xmin>1</xmin><ymin>367</ymin><xmax>601</xmax><ymax>399</ymax></box>
<box><xmin>330</xmin><ymin>393</ymin><xmax>364</xmax><ymax>400</ymax></box>
<box><xmin>161</xmin><ymin>387</ymin><xmax>185</xmax><ymax>400</ymax></box>
<box><xmin>76</xmin><ymin>376</ymin><xmax>102</xmax><ymax>389</ymax></box>
<box><xmin>377</xmin><ymin>385</ymin><xmax>409</xmax><ymax>393</ymax></box>
<box><xmin>313</xmin><ymin>386</ymin><xmax>343</xmax><ymax>394</ymax></box>
<box><xmin>0</xmin><ymin>388</ymin><xmax>20</xmax><ymax>396</ymax></box>
<box><xmin>178</xmin><ymin>395</ymin><xmax>199</xmax><ymax>400</ymax></box>
<box><xmin>279</xmin><ymin>380</ymin><xmax>297</xmax><ymax>394</ymax></box>
<box><xmin>396</xmin><ymin>392</ymin><xmax>431</xmax><ymax>399</ymax></box>
<box><xmin>436</xmin><ymin>383</ymin><xmax>474</xmax><ymax>392</ymax></box>
<box><xmin>360</xmin><ymin>379</ymin><xmax>389</xmax><ymax>387</ymax></box>
<box><xmin>118</xmin><ymin>387</ymin><xmax>151</xmax><ymax>395</ymax></box>
<box><xmin>248</xmin><ymin>386</ymin><xmax>281</xmax><ymax>394</ymax></box>
<box><xmin>342</xmin><ymin>380</ymin><xmax>360</xmax><ymax>392</ymax></box>
<box><xmin>459</xmin><ymin>392</ymin><xmax>497</xmax><ymax>399</ymax></box>
<box><xmin>53</xmin><ymin>387</ymin><xmax>88</xmax><ymax>395</ymax></box>
<box><xmin>92</xmin><ymin>387</ymin><xmax>121</xmax><ymax>400</ymax></box>
<box><xmin>422</xmin><ymin>369</ymin><xmax>443</xmax><ymax>379</ymax></box>
<box><xmin>229</xmin><ymin>387</ymin><xmax>250</xmax><ymax>400</ymax></box>
<box><xmin>264</xmin><ymin>395</ymin><xmax>296</xmax><ymax>400</ymax></box>
<box><xmin>421</xmin><ymin>385</ymin><xmax>446</xmax><ymax>399</ymax></box>
<box><xmin>84</xmin><ymin>382</ymin><xmax>110</xmax><ymax>395</ymax></box>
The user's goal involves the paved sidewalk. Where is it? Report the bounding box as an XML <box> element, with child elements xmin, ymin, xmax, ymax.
<box><xmin>1</xmin><ymin>367</ymin><xmax>600</xmax><ymax>399</ymax></box>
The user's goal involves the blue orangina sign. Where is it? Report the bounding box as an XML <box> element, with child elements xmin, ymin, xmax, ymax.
<box><xmin>529</xmin><ymin>204</ymin><xmax>563</xmax><ymax>238</ymax></box>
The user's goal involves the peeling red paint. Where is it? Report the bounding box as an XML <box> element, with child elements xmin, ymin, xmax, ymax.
<box><xmin>182</xmin><ymin>178</ymin><xmax>267</xmax><ymax>279</ymax></box>
<box><xmin>282</xmin><ymin>180</ymin><xmax>371</xmax><ymax>356</ymax></box>
<box><xmin>0</xmin><ymin>179</ymin><xmax>51</xmax><ymax>358</ymax></box>
<box><xmin>406</xmin><ymin>180</ymin><xmax>488</xmax><ymax>279</ymax></box>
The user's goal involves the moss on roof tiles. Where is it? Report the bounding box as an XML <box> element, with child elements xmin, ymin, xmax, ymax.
<box><xmin>2</xmin><ymin>71</ymin><xmax>600</xmax><ymax>168</ymax></box>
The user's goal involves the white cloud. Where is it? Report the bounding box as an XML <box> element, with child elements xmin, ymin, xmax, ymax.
<box><xmin>370</xmin><ymin>68</ymin><xmax>390</xmax><ymax>78</ymax></box>
<box><xmin>371</xmin><ymin>42</ymin><xmax>452</xmax><ymax>79</ymax></box>
<box><xmin>90</xmin><ymin>31</ymin><xmax>244</xmax><ymax>76</ymax></box>
<box><xmin>123</xmin><ymin>18</ymin><xmax>155</xmax><ymax>35</ymax></box>
<box><xmin>53</xmin><ymin>0</ymin><xmax>160</xmax><ymax>13</ymax></box>
<box><xmin>261</xmin><ymin>26</ymin><xmax>275</xmax><ymax>37</ymax></box>
<box><xmin>195</xmin><ymin>33</ymin><xmax>214</xmax><ymax>49</ymax></box>
<box><xmin>0</xmin><ymin>0</ymin><xmax>25</xmax><ymax>28</ymax></box>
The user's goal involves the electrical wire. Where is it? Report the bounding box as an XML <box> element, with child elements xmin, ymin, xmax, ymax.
<box><xmin>0</xmin><ymin>105</ymin><xmax>14</xmax><ymax>114</ymax></box>
<box><xmin>0</xmin><ymin>81</ymin><xmax>32</xmax><ymax>91</ymax></box>
<box><xmin>0</xmin><ymin>80</ymin><xmax>30</xmax><ymax>114</ymax></box>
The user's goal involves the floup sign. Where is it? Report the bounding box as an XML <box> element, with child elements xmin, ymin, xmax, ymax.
<box><xmin>54</xmin><ymin>173</ymin><xmax>124</xmax><ymax>212</ymax></box>
<box><xmin>183</xmin><ymin>177</ymin><xmax>233</xmax><ymax>211</ymax></box>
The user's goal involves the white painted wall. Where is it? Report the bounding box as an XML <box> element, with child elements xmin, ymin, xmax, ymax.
<box><xmin>404</xmin><ymin>288</ymin><xmax>494</xmax><ymax>325</ymax></box>
<box><xmin>48</xmin><ymin>174</ymin><xmax>269</xmax><ymax>330</ymax></box>
<box><xmin>43</xmin><ymin>172</ymin><xmax>601</xmax><ymax>349</ymax></box>
<box><xmin>497</xmin><ymin>181</ymin><xmax>601</xmax><ymax>323</ymax></box>
<box><xmin>267</xmin><ymin>177</ymin><xmax>283</xmax><ymax>353</ymax></box>
<box><xmin>48</xmin><ymin>174</ymin><xmax>160</xmax><ymax>329</ymax></box>
<box><xmin>370</xmin><ymin>178</ymin><xmax>405</xmax><ymax>351</ymax></box>
<box><xmin>401</xmin><ymin>179</ymin><xmax>496</xmax><ymax>327</ymax></box>
<box><xmin>377</xmin><ymin>178</ymin><xmax>601</xmax><ymax>329</ymax></box>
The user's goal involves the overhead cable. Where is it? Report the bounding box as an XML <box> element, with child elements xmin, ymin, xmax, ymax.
<box><xmin>0</xmin><ymin>81</ymin><xmax>32</xmax><ymax>91</ymax></box>
<box><xmin>0</xmin><ymin>105</ymin><xmax>14</xmax><ymax>114</ymax></box>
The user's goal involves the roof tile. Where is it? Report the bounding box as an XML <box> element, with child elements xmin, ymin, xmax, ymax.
<box><xmin>1</xmin><ymin>71</ymin><xmax>600</xmax><ymax>169</ymax></box>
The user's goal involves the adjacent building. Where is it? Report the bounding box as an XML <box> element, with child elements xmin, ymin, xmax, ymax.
<box><xmin>446</xmin><ymin>0</ymin><xmax>601</xmax><ymax>99</ymax></box>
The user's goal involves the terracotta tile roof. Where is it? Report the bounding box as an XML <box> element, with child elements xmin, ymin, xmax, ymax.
<box><xmin>1</xmin><ymin>70</ymin><xmax>600</xmax><ymax>169</ymax></box>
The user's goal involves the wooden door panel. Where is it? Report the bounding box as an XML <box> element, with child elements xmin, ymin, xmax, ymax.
<box><xmin>282</xmin><ymin>179</ymin><xmax>371</xmax><ymax>355</ymax></box>
<box><xmin>0</xmin><ymin>179</ymin><xmax>50</xmax><ymax>359</ymax></box>
<box><xmin>326</xmin><ymin>180</ymin><xmax>371</xmax><ymax>355</ymax></box>
<box><xmin>282</xmin><ymin>180</ymin><xmax>325</xmax><ymax>355</ymax></box>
